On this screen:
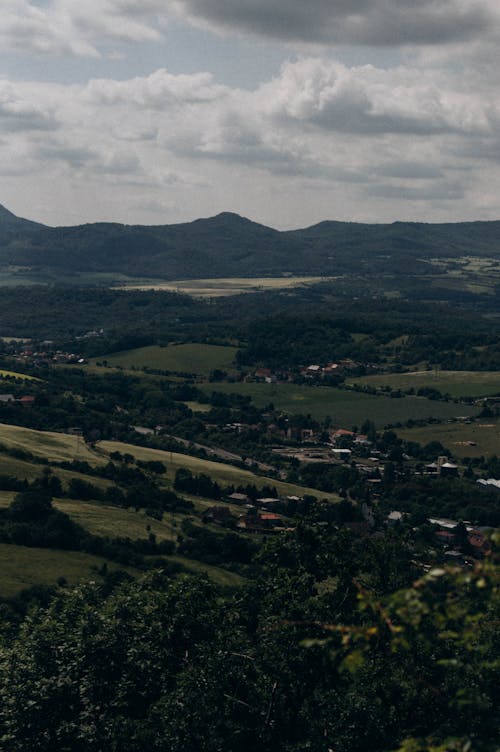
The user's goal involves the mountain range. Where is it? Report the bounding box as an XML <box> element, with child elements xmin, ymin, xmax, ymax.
<box><xmin>1</xmin><ymin>203</ymin><xmax>500</xmax><ymax>282</ymax></box>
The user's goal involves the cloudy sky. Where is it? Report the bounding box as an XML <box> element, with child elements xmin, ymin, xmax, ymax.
<box><xmin>1</xmin><ymin>0</ymin><xmax>500</xmax><ymax>228</ymax></box>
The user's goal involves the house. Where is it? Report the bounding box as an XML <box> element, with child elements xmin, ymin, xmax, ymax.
<box><xmin>19</xmin><ymin>395</ymin><xmax>35</xmax><ymax>407</ymax></box>
<box><xmin>477</xmin><ymin>478</ymin><xmax>500</xmax><ymax>490</ymax></box>
<box><xmin>0</xmin><ymin>394</ymin><xmax>15</xmax><ymax>403</ymax></box>
<box><xmin>387</xmin><ymin>511</ymin><xmax>403</xmax><ymax>525</ymax></box>
<box><xmin>426</xmin><ymin>456</ymin><xmax>459</xmax><ymax>477</ymax></box>
<box><xmin>237</xmin><ymin>511</ymin><xmax>285</xmax><ymax>533</ymax></box>
<box><xmin>227</xmin><ymin>492</ymin><xmax>250</xmax><ymax>504</ymax></box>
<box><xmin>331</xmin><ymin>448</ymin><xmax>352</xmax><ymax>460</ymax></box>
<box><xmin>202</xmin><ymin>506</ymin><xmax>234</xmax><ymax>526</ymax></box>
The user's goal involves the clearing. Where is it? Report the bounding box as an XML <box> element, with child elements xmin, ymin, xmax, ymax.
<box><xmin>89</xmin><ymin>343</ymin><xmax>238</xmax><ymax>376</ymax></box>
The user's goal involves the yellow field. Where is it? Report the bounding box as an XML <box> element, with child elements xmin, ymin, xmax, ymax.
<box><xmin>98</xmin><ymin>440</ymin><xmax>339</xmax><ymax>501</ymax></box>
<box><xmin>0</xmin><ymin>369</ymin><xmax>39</xmax><ymax>381</ymax></box>
<box><xmin>114</xmin><ymin>276</ymin><xmax>337</xmax><ymax>298</ymax></box>
<box><xmin>0</xmin><ymin>423</ymin><xmax>107</xmax><ymax>465</ymax></box>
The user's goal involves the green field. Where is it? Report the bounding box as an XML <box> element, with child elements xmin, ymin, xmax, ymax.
<box><xmin>115</xmin><ymin>276</ymin><xmax>336</xmax><ymax>298</ymax></box>
<box><xmin>53</xmin><ymin>499</ymin><xmax>184</xmax><ymax>542</ymax></box>
<box><xmin>350</xmin><ymin>370</ymin><xmax>500</xmax><ymax>399</ymax></box>
<box><xmin>397</xmin><ymin>419</ymin><xmax>500</xmax><ymax>459</ymax></box>
<box><xmin>200</xmin><ymin>382</ymin><xmax>478</xmax><ymax>427</ymax></box>
<box><xmin>0</xmin><ymin>421</ymin><xmax>338</xmax><ymax>500</ymax></box>
<box><xmin>0</xmin><ymin>543</ymin><xmax>137</xmax><ymax>598</ymax></box>
<box><xmin>97</xmin><ymin>440</ymin><xmax>339</xmax><ymax>501</ymax></box>
<box><xmin>90</xmin><ymin>343</ymin><xmax>239</xmax><ymax>375</ymax></box>
<box><xmin>0</xmin><ymin>423</ymin><xmax>107</xmax><ymax>465</ymax></box>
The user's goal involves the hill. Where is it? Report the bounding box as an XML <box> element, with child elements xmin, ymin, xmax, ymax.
<box><xmin>1</xmin><ymin>203</ymin><xmax>500</xmax><ymax>282</ymax></box>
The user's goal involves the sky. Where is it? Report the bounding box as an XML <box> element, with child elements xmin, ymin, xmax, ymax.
<box><xmin>1</xmin><ymin>0</ymin><xmax>500</xmax><ymax>229</ymax></box>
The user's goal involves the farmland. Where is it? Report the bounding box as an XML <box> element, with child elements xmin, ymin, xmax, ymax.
<box><xmin>0</xmin><ymin>421</ymin><xmax>338</xmax><ymax>500</ymax></box>
<box><xmin>0</xmin><ymin>369</ymin><xmax>38</xmax><ymax>381</ymax></box>
<box><xmin>0</xmin><ymin>543</ymin><xmax>137</xmax><ymax>598</ymax></box>
<box><xmin>397</xmin><ymin>418</ymin><xmax>500</xmax><ymax>459</ymax></box>
<box><xmin>115</xmin><ymin>276</ymin><xmax>336</xmax><ymax>298</ymax></box>
<box><xmin>97</xmin><ymin>440</ymin><xmax>340</xmax><ymax>501</ymax></box>
<box><xmin>199</xmin><ymin>382</ymin><xmax>479</xmax><ymax>426</ymax></box>
<box><xmin>350</xmin><ymin>370</ymin><xmax>500</xmax><ymax>399</ymax></box>
<box><xmin>89</xmin><ymin>343</ymin><xmax>238</xmax><ymax>375</ymax></box>
<box><xmin>0</xmin><ymin>423</ymin><xmax>106</xmax><ymax>465</ymax></box>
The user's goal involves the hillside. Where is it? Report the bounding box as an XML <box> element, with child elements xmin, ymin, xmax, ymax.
<box><xmin>1</xmin><ymin>204</ymin><xmax>500</xmax><ymax>282</ymax></box>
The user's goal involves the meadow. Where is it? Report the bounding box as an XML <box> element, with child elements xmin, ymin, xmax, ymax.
<box><xmin>0</xmin><ymin>493</ymin><xmax>244</xmax><ymax>592</ymax></box>
<box><xmin>350</xmin><ymin>370</ymin><xmax>500</xmax><ymax>399</ymax></box>
<box><xmin>97</xmin><ymin>440</ymin><xmax>340</xmax><ymax>501</ymax></box>
<box><xmin>396</xmin><ymin>419</ymin><xmax>500</xmax><ymax>459</ymax></box>
<box><xmin>0</xmin><ymin>543</ymin><xmax>137</xmax><ymax>598</ymax></box>
<box><xmin>0</xmin><ymin>422</ymin><xmax>107</xmax><ymax>465</ymax></box>
<box><xmin>89</xmin><ymin>343</ymin><xmax>238</xmax><ymax>376</ymax></box>
<box><xmin>199</xmin><ymin>382</ymin><xmax>478</xmax><ymax>427</ymax></box>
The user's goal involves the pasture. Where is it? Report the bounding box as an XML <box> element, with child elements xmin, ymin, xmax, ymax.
<box><xmin>53</xmin><ymin>499</ymin><xmax>184</xmax><ymax>542</ymax></box>
<box><xmin>200</xmin><ymin>382</ymin><xmax>478</xmax><ymax>427</ymax></box>
<box><xmin>90</xmin><ymin>343</ymin><xmax>238</xmax><ymax>375</ymax></box>
<box><xmin>115</xmin><ymin>276</ymin><xmax>336</xmax><ymax>298</ymax></box>
<box><xmin>97</xmin><ymin>440</ymin><xmax>340</xmax><ymax>501</ymax></box>
<box><xmin>350</xmin><ymin>370</ymin><xmax>500</xmax><ymax>399</ymax></box>
<box><xmin>397</xmin><ymin>419</ymin><xmax>500</xmax><ymax>459</ymax></box>
<box><xmin>0</xmin><ymin>423</ymin><xmax>107</xmax><ymax>465</ymax></box>
<box><xmin>0</xmin><ymin>543</ymin><xmax>136</xmax><ymax>598</ymax></box>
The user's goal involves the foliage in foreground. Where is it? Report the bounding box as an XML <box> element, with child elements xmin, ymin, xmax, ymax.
<box><xmin>0</xmin><ymin>527</ymin><xmax>498</xmax><ymax>752</ymax></box>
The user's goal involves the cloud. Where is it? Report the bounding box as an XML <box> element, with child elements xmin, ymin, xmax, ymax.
<box><xmin>2</xmin><ymin>0</ymin><xmax>499</xmax><ymax>59</ymax></box>
<box><xmin>1</xmin><ymin>57</ymin><xmax>500</xmax><ymax>226</ymax></box>
<box><xmin>0</xmin><ymin>0</ymin><xmax>167</xmax><ymax>57</ymax></box>
<box><xmin>174</xmin><ymin>0</ymin><xmax>500</xmax><ymax>47</ymax></box>
<box><xmin>369</xmin><ymin>180</ymin><xmax>465</xmax><ymax>201</ymax></box>
<box><xmin>84</xmin><ymin>68</ymin><xmax>227</xmax><ymax>108</ymax></box>
<box><xmin>0</xmin><ymin>79</ymin><xmax>59</xmax><ymax>130</ymax></box>
<box><xmin>259</xmin><ymin>59</ymin><xmax>490</xmax><ymax>136</ymax></box>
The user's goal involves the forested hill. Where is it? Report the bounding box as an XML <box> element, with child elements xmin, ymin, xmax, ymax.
<box><xmin>1</xmin><ymin>203</ymin><xmax>500</xmax><ymax>280</ymax></box>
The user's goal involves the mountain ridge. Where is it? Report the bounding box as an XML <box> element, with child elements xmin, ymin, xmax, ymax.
<box><xmin>1</xmin><ymin>203</ymin><xmax>500</xmax><ymax>282</ymax></box>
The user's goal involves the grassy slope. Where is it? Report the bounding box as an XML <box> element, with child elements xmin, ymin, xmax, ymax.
<box><xmin>0</xmin><ymin>369</ymin><xmax>39</xmax><ymax>381</ymax></box>
<box><xmin>0</xmin><ymin>495</ymin><xmax>244</xmax><ymax>591</ymax></box>
<box><xmin>199</xmin><ymin>382</ymin><xmax>478</xmax><ymax>426</ymax></box>
<box><xmin>97</xmin><ymin>440</ymin><xmax>339</xmax><ymax>501</ymax></box>
<box><xmin>0</xmin><ymin>543</ymin><xmax>137</xmax><ymax>599</ymax></box>
<box><xmin>89</xmin><ymin>344</ymin><xmax>238</xmax><ymax>375</ymax></box>
<box><xmin>0</xmin><ymin>422</ymin><xmax>107</xmax><ymax>464</ymax></box>
<box><xmin>349</xmin><ymin>371</ymin><xmax>500</xmax><ymax>399</ymax></box>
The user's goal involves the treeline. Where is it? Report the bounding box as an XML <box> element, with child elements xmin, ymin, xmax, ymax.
<box><xmin>173</xmin><ymin>468</ymin><xmax>278</xmax><ymax>502</ymax></box>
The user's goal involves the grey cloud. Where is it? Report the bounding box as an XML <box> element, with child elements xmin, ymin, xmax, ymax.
<box><xmin>262</xmin><ymin>59</ymin><xmax>487</xmax><ymax>137</ymax></box>
<box><xmin>177</xmin><ymin>0</ymin><xmax>498</xmax><ymax>47</ymax></box>
<box><xmin>369</xmin><ymin>180</ymin><xmax>465</xmax><ymax>201</ymax></box>
<box><xmin>0</xmin><ymin>89</ymin><xmax>58</xmax><ymax>131</ymax></box>
<box><xmin>373</xmin><ymin>162</ymin><xmax>444</xmax><ymax>179</ymax></box>
<box><xmin>34</xmin><ymin>142</ymin><xmax>98</xmax><ymax>167</ymax></box>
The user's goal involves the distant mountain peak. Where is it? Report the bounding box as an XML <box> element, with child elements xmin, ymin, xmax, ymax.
<box><xmin>0</xmin><ymin>203</ymin><xmax>45</xmax><ymax>230</ymax></box>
